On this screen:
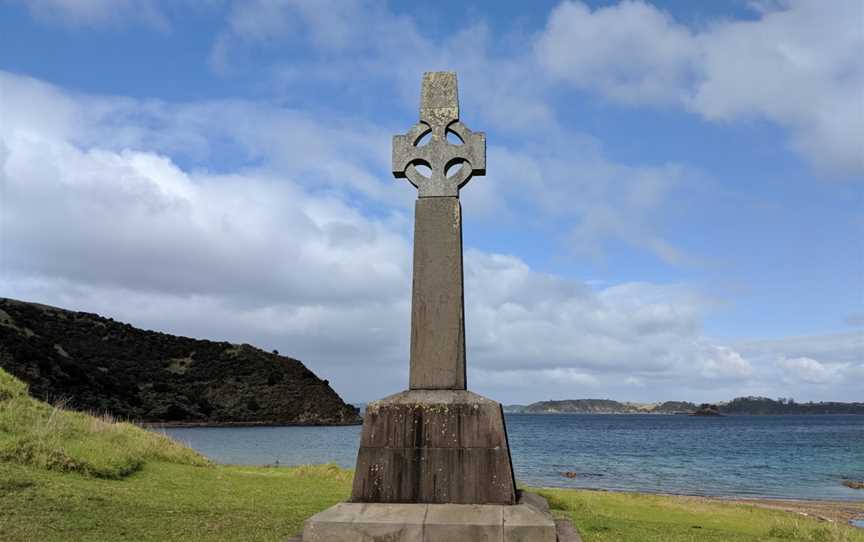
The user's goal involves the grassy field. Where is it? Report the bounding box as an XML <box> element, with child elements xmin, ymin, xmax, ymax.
<box><xmin>540</xmin><ymin>488</ymin><xmax>863</xmax><ymax>542</ymax></box>
<box><xmin>1</xmin><ymin>368</ymin><xmax>862</xmax><ymax>542</ymax></box>
<box><xmin>0</xmin><ymin>368</ymin><xmax>206</xmax><ymax>478</ymax></box>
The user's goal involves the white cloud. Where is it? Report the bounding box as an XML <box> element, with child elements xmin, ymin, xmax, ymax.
<box><xmin>198</xmin><ymin>0</ymin><xmax>859</xmax><ymax>271</ymax></box>
<box><xmin>487</xmin><ymin>142</ymin><xmax>696</xmax><ymax>264</ymax></box>
<box><xmin>0</xmin><ymin>71</ymin><xmax>401</xmax><ymax>206</ymax></box>
<box><xmin>698</xmin><ymin>344</ymin><xmax>753</xmax><ymax>379</ymax></box>
<box><xmin>473</xmin><ymin>368</ymin><xmax>598</xmax><ymax>388</ymax></box>
<box><xmin>624</xmin><ymin>376</ymin><xmax>645</xmax><ymax>387</ymax></box>
<box><xmin>777</xmin><ymin>356</ymin><xmax>842</xmax><ymax>385</ymax></box>
<box><xmin>2</xmin><ymin>69</ymin><xmax>858</xmax><ymax>403</ymax></box>
<box><xmin>0</xmin><ymin>131</ymin><xmax>410</xmax><ymax>307</ymax></box>
<box><xmin>535</xmin><ymin>0</ymin><xmax>696</xmax><ymax>105</ymax></box>
<box><xmin>0</xmin><ymin>70</ymin><xmax>758</xmax><ymax>402</ymax></box>
<box><xmin>535</xmin><ymin>0</ymin><xmax>864</xmax><ymax>175</ymax></box>
<box><xmin>13</xmin><ymin>0</ymin><xmax>862</xmax><ymax>175</ymax></box>
<box><xmin>201</xmin><ymin>1</ymin><xmax>708</xmax><ymax>265</ymax></box>
<box><xmin>736</xmin><ymin>332</ymin><xmax>864</xmax><ymax>365</ymax></box>
<box><xmin>691</xmin><ymin>0</ymin><xmax>864</xmax><ymax>175</ymax></box>
<box><xmin>7</xmin><ymin>0</ymin><xmax>169</xmax><ymax>28</ymax></box>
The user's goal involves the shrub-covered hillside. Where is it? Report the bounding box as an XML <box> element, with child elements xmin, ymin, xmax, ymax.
<box><xmin>0</xmin><ymin>298</ymin><xmax>360</xmax><ymax>425</ymax></box>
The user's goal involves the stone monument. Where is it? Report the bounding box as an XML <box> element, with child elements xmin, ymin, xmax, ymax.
<box><xmin>301</xmin><ymin>72</ymin><xmax>567</xmax><ymax>542</ymax></box>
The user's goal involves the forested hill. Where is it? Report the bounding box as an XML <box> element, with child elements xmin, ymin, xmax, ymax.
<box><xmin>720</xmin><ymin>397</ymin><xmax>864</xmax><ymax>415</ymax></box>
<box><xmin>0</xmin><ymin>298</ymin><xmax>361</xmax><ymax>425</ymax></box>
<box><xmin>513</xmin><ymin>398</ymin><xmax>864</xmax><ymax>415</ymax></box>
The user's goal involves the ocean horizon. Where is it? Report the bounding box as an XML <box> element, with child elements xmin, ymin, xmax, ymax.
<box><xmin>161</xmin><ymin>413</ymin><xmax>864</xmax><ymax>502</ymax></box>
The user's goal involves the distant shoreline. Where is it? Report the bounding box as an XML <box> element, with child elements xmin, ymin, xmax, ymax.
<box><xmin>142</xmin><ymin>412</ymin><xmax>864</xmax><ymax>427</ymax></box>
<box><xmin>504</xmin><ymin>411</ymin><xmax>864</xmax><ymax>416</ymax></box>
<box><xmin>505</xmin><ymin>397</ymin><xmax>864</xmax><ymax>416</ymax></box>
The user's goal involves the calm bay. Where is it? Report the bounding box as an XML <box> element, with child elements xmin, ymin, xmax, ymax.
<box><xmin>161</xmin><ymin>413</ymin><xmax>864</xmax><ymax>502</ymax></box>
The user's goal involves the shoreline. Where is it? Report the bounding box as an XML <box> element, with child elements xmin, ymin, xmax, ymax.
<box><xmin>507</xmin><ymin>411</ymin><xmax>864</xmax><ymax>416</ymax></box>
<box><xmin>139</xmin><ymin>420</ymin><xmax>363</xmax><ymax>429</ymax></box>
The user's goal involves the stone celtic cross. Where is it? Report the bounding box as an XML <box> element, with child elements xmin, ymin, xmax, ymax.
<box><xmin>393</xmin><ymin>72</ymin><xmax>485</xmax><ymax>391</ymax></box>
<box><xmin>393</xmin><ymin>72</ymin><xmax>486</xmax><ymax>197</ymax></box>
<box><xmin>343</xmin><ymin>71</ymin><xmax>519</xmax><ymax>512</ymax></box>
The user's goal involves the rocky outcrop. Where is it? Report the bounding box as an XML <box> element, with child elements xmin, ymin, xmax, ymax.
<box><xmin>691</xmin><ymin>403</ymin><xmax>722</xmax><ymax>416</ymax></box>
<box><xmin>0</xmin><ymin>298</ymin><xmax>361</xmax><ymax>425</ymax></box>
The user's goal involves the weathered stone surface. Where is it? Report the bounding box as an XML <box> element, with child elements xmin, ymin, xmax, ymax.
<box><xmin>301</xmin><ymin>502</ymin><xmax>557</xmax><ymax>542</ymax></box>
<box><xmin>303</xmin><ymin>503</ymin><xmax>425</xmax><ymax>542</ymax></box>
<box><xmin>424</xmin><ymin>504</ymin><xmax>502</xmax><ymax>541</ymax></box>
<box><xmin>393</xmin><ymin>72</ymin><xmax>486</xmax><ymax>198</ymax></box>
<box><xmin>353</xmin><ymin>447</ymin><xmax>515</xmax><ymax>504</ymax></box>
<box><xmin>361</xmin><ymin>390</ymin><xmax>504</xmax><ymax>448</ymax></box>
<box><xmin>503</xmin><ymin>504</ymin><xmax>557</xmax><ymax>542</ymax></box>
<box><xmin>555</xmin><ymin>518</ymin><xmax>584</xmax><ymax>542</ymax></box>
<box><xmin>409</xmin><ymin>197</ymin><xmax>466</xmax><ymax>390</ymax></box>
<box><xmin>516</xmin><ymin>490</ymin><xmax>551</xmax><ymax>514</ymax></box>
<box><xmin>420</xmin><ymin>71</ymin><xmax>459</xmax><ymax>125</ymax></box>
<box><xmin>345</xmin><ymin>72</ymin><xmax>519</xmax><ymax>522</ymax></box>
<box><xmin>351</xmin><ymin>390</ymin><xmax>516</xmax><ymax>505</ymax></box>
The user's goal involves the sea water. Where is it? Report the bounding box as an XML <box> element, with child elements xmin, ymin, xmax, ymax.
<box><xmin>161</xmin><ymin>414</ymin><xmax>864</xmax><ymax>501</ymax></box>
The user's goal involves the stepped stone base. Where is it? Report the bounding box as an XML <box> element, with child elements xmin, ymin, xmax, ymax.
<box><xmin>350</xmin><ymin>389</ymin><xmax>516</xmax><ymax>505</ymax></box>
<box><xmin>301</xmin><ymin>492</ymin><xmax>558</xmax><ymax>542</ymax></box>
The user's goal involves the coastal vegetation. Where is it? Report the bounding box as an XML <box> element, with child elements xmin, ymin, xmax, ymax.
<box><xmin>509</xmin><ymin>397</ymin><xmax>864</xmax><ymax>415</ymax></box>
<box><xmin>0</xmin><ymin>298</ymin><xmax>360</xmax><ymax>425</ymax></box>
<box><xmin>2</xmin><ymin>369</ymin><xmax>862</xmax><ymax>541</ymax></box>
<box><xmin>721</xmin><ymin>397</ymin><xmax>864</xmax><ymax>415</ymax></box>
<box><xmin>692</xmin><ymin>403</ymin><xmax>723</xmax><ymax>416</ymax></box>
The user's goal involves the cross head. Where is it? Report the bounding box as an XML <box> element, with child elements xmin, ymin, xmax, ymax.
<box><xmin>392</xmin><ymin>72</ymin><xmax>486</xmax><ymax>197</ymax></box>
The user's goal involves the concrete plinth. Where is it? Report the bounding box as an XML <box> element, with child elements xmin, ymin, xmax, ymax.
<box><xmin>351</xmin><ymin>389</ymin><xmax>516</xmax><ymax>505</ymax></box>
<box><xmin>302</xmin><ymin>492</ymin><xmax>557</xmax><ymax>542</ymax></box>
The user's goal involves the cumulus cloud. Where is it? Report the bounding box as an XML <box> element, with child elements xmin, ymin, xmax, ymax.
<box><xmin>12</xmin><ymin>0</ymin><xmax>862</xmax><ymax>175</ymax></box>
<box><xmin>209</xmin><ymin>2</ymin><xmax>696</xmax><ymax>267</ymax></box>
<box><xmin>535</xmin><ymin>0</ymin><xmax>696</xmax><ymax>105</ymax></box>
<box><xmin>0</xmin><ymin>69</ymin><xmax>774</xmax><ymax>402</ymax></box>
<box><xmin>736</xmin><ymin>332</ymin><xmax>864</xmax><ymax>366</ymax></box>
<box><xmin>197</xmin><ymin>0</ymin><xmax>859</xmax><ymax>271</ymax></box>
<box><xmin>535</xmin><ymin>0</ymin><xmax>864</xmax><ymax>175</ymax></box>
<box><xmin>777</xmin><ymin>356</ymin><xmax>842</xmax><ymax>385</ymax></box>
<box><xmin>698</xmin><ymin>345</ymin><xmax>753</xmax><ymax>379</ymax></box>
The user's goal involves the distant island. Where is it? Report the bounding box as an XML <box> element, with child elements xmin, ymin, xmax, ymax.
<box><xmin>503</xmin><ymin>397</ymin><xmax>864</xmax><ymax>415</ymax></box>
<box><xmin>0</xmin><ymin>298</ymin><xmax>361</xmax><ymax>426</ymax></box>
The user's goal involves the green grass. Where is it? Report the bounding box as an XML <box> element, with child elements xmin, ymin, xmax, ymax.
<box><xmin>0</xmin><ymin>461</ymin><xmax>352</xmax><ymax>541</ymax></box>
<box><xmin>537</xmin><ymin>487</ymin><xmax>864</xmax><ymax>542</ymax></box>
<box><xmin>0</xmin><ymin>368</ymin><xmax>207</xmax><ymax>478</ymax></box>
<box><xmin>1</xmin><ymin>368</ymin><xmax>862</xmax><ymax>541</ymax></box>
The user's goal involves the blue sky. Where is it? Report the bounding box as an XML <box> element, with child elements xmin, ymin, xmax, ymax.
<box><xmin>1</xmin><ymin>0</ymin><xmax>861</xmax><ymax>403</ymax></box>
